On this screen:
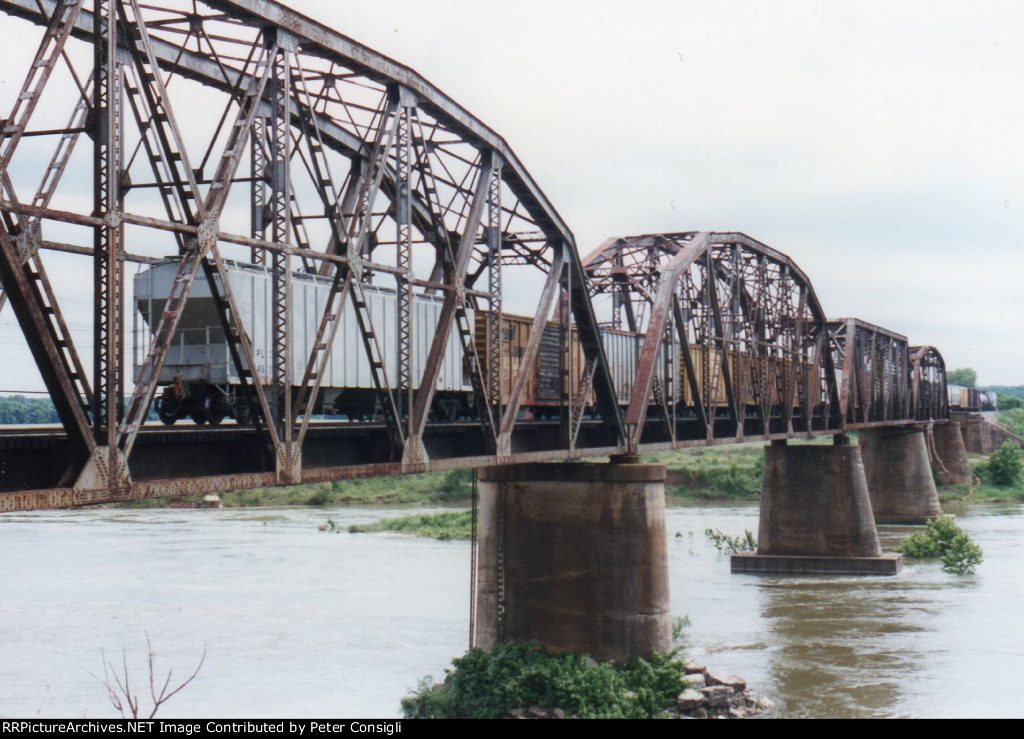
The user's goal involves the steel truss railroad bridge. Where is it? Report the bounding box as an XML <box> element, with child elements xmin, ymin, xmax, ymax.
<box><xmin>0</xmin><ymin>0</ymin><xmax>948</xmax><ymax>513</ymax></box>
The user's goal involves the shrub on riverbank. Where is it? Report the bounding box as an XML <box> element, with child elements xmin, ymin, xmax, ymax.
<box><xmin>401</xmin><ymin>642</ymin><xmax>688</xmax><ymax>719</ymax></box>
<box><xmin>976</xmin><ymin>442</ymin><xmax>1023</xmax><ymax>487</ymax></box>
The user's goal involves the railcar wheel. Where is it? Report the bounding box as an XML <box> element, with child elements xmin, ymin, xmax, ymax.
<box><xmin>158</xmin><ymin>406</ymin><xmax>177</xmax><ymax>426</ymax></box>
<box><xmin>156</xmin><ymin>394</ymin><xmax>179</xmax><ymax>426</ymax></box>
<box><xmin>205</xmin><ymin>394</ymin><xmax>228</xmax><ymax>426</ymax></box>
<box><xmin>235</xmin><ymin>403</ymin><xmax>252</xmax><ymax>426</ymax></box>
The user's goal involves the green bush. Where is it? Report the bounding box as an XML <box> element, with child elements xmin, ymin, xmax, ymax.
<box><xmin>401</xmin><ymin>642</ymin><xmax>687</xmax><ymax>719</ymax></box>
<box><xmin>979</xmin><ymin>441</ymin><xmax>1023</xmax><ymax>487</ymax></box>
<box><xmin>897</xmin><ymin>516</ymin><xmax>983</xmax><ymax>575</ymax></box>
<box><xmin>439</xmin><ymin>468</ymin><xmax>473</xmax><ymax>495</ymax></box>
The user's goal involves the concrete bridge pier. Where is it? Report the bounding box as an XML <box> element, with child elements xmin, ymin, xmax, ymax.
<box><xmin>859</xmin><ymin>427</ymin><xmax>943</xmax><ymax>524</ymax></box>
<box><xmin>931</xmin><ymin>422</ymin><xmax>972</xmax><ymax>486</ymax></box>
<box><xmin>732</xmin><ymin>439</ymin><xmax>902</xmax><ymax>575</ymax></box>
<box><xmin>954</xmin><ymin>412</ymin><xmax>992</xmax><ymax>455</ymax></box>
<box><xmin>474</xmin><ymin>462</ymin><xmax>671</xmax><ymax>662</ymax></box>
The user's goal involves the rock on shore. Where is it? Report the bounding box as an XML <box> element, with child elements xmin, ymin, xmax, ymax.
<box><xmin>676</xmin><ymin>662</ymin><xmax>771</xmax><ymax>719</ymax></box>
<box><xmin>504</xmin><ymin>660</ymin><xmax>774</xmax><ymax>719</ymax></box>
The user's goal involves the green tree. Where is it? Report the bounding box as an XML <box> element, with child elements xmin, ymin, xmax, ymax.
<box><xmin>947</xmin><ymin>368</ymin><xmax>977</xmax><ymax>388</ymax></box>
<box><xmin>997</xmin><ymin>393</ymin><xmax>1024</xmax><ymax>411</ymax></box>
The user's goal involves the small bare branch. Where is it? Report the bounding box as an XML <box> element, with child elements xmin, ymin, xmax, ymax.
<box><xmin>93</xmin><ymin>635</ymin><xmax>207</xmax><ymax>719</ymax></box>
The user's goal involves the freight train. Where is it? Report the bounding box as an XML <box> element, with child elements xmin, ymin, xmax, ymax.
<box><xmin>133</xmin><ymin>258</ymin><xmax>822</xmax><ymax>426</ymax></box>
<box><xmin>947</xmin><ymin>385</ymin><xmax>997</xmax><ymax>412</ymax></box>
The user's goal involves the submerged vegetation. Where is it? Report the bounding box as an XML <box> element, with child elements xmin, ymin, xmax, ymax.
<box><xmin>347</xmin><ymin>509</ymin><xmax>472</xmax><ymax>540</ymax></box>
<box><xmin>897</xmin><ymin>516</ymin><xmax>983</xmax><ymax>575</ymax></box>
<box><xmin>400</xmin><ymin>641</ymin><xmax>688</xmax><ymax>719</ymax></box>
<box><xmin>704</xmin><ymin>528</ymin><xmax>757</xmax><ymax>554</ymax></box>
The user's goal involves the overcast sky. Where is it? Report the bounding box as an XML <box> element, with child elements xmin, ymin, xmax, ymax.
<box><xmin>292</xmin><ymin>0</ymin><xmax>1023</xmax><ymax>385</ymax></box>
<box><xmin>0</xmin><ymin>0</ymin><xmax>1020</xmax><ymax>389</ymax></box>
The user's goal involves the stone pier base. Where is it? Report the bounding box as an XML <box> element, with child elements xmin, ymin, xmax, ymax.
<box><xmin>475</xmin><ymin>462</ymin><xmax>671</xmax><ymax>661</ymax></box>
<box><xmin>932</xmin><ymin>422</ymin><xmax>971</xmax><ymax>486</ymax></box>
<box><xmin>955</xmin><ymin>412</ymin><xmax>992</xmax><ymax>455</ymax></box>
<box><xmin>859</xmin><ymin>427</ymin><xmax>942</xmax><ymax>524</ymax></box>
<box><xmin>731</xmin><ymin>443</ymin><xmax>901</xmax><ymax>576</ymax></box>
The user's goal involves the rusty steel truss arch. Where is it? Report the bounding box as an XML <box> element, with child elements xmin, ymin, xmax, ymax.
<box><xmin>583</xmin><ymin>232</ymin><xmax>843</xmax><ymax>452</ymax></box>
<box><xmin>910</xmin><ymin>345</ymin><xmax>948</xmax><ymax>422</ymax></box>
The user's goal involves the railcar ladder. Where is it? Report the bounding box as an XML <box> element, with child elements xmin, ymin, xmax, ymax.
<box><xmin>349</xmin><ymin>285</ymin><xmax>404</xmax><ymax>452</ymax></box>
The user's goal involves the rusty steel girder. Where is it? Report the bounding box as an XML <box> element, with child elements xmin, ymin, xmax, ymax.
<box><xmin>583</xmin><ymin>232</ymin><xmax>843</xmax><ymax>452</ymax></box>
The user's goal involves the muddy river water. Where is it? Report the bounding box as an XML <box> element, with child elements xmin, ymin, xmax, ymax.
<box><xmin>1</xmin><ymin>500</ymin><xmax>1021</xmax><ymax>718</ymax></box>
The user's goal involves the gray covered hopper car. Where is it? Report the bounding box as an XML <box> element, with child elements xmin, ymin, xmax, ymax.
<box><xmin>134</xmin><ymin>259</ymin><xmax>472</xmax><ymax>424</ymax></box>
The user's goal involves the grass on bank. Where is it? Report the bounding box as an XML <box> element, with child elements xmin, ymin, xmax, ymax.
<box><xmin>647</xmin><ymin>443</ymin><xmax>764</xmax><ymax>500</ymax></box>
<box><xmin>941</xmin><ymin>442</ymin><xmax>1024</xmax><ymax>503</ymax></box>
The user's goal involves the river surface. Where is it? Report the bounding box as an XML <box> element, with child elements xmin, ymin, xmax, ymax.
<box><xmin>1</xmin><ymin>500</ymin><xmax>1022</xmax><ymax>718</ymax></box>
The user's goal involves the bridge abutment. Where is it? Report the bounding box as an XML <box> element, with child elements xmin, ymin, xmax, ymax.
<box><xmin>732</xmin><ymin>441</ymin><xmax>902</xmax><ymax>575</ymax></box>
<box><xmin>474</xmin><ymin>462</ymin><xmax>671</xmax><ymax>662</ymax></box>
<box><xmin>931</xmin><ymin>422</ymin><xmax>972</xmax><ymax>485</ymax></box>
<box><xmin>859</xmin><ymin>427</ymin><xmax>943</xmax><ymax>524</ymax></box>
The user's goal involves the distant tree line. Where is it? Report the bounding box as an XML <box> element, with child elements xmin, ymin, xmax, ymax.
<box><xmin>0</xmin><ymin>395</ymin><xmax>160</xmax><ymax>424</ymax></box>
<box><xmin>986</xmin><ymin>386</ymin><xmax>1024</xmax><ymax>410</ymax></box>
<box><xmin>0</xmin><ymin>395</ymin><xmax>60</xmax><ymax>424</ymax></box>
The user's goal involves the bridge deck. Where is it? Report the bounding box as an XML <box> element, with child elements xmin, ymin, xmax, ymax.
<box><xmin>0</xmin><ymin>417</ymin><xmax>931</xmax><ymax>512</ymax></box>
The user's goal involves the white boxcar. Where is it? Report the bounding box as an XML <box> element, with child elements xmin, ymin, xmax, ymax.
<box><xmin>134</xmin><ymin>258</ymin><xmax>471</xmax><ymax>393</ymax></box>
